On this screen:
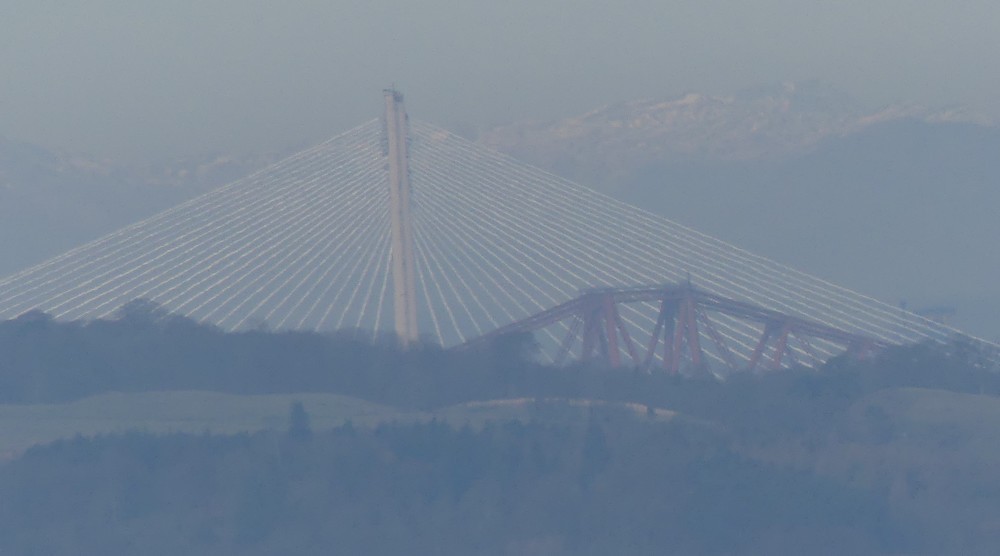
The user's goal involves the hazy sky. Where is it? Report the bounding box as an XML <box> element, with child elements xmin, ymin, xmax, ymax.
<box><xmin>2</xmin><ymin>1</ymin><xmax>998</xmax><ymax>160</ymax></box>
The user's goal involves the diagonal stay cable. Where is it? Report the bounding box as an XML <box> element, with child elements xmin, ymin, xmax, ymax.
<box><xmin>50</xmin><ymin>149</ymin><xmax>384</xmax><ymax>320</ymax></box>
<box><xmin>7</xmin><ymin>128</ymin><xmax>384</xmax><ymax>318</ymax></box>
<box><xmin>0</xmin><ymin>121</ymin><xmax>381</xmax><ymax>312</ymax></box>
<box><xmin>199</xmin><ymin>174</ymin><xmax>387</xmax><ymax>328</ymax></box>
<box><xmin>412</xmin><ymin>147</ymin><xmax>759</xmax><ymax>353</ymax></box>
<box><xmin>424</xmin><ymin>122</ymin><xmax>952</xmax><ymax>344</ymax></box>
<box><xmin>415</xmin><ymin>154</ymin><xmax>656</xmax><ymax>348</ymax></box>
<box><xmin>415</xmin><ymin>130</ymin><xmax>892</xmax><ymax>349</ymax></box>
<box><xmin>414</xmin><ymin>121</ymin><xmax>933</xmax><ymax>344</ymax></box>
<box><xmin>198</xmin><ymin>165</ymin><xmax>387</xmax><ymax>327</ymax></box>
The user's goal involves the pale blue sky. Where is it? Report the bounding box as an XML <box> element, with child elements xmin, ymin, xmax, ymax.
<box><xmin>2</xmin><ymin>0</ymin><xmax>998</xmax><ymax>160</ymax></box>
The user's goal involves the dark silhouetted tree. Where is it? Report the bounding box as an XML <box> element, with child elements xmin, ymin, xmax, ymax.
<box><xmin>287</xmin><ymin>401</ymin><xmax>312</xmax><ymax>440</ymax></box>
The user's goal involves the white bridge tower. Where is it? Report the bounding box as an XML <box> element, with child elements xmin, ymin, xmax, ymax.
<box><xmin>383</xmin><ymin>89</ymin><xmax>419</xmax><ymax>346</ymax></box>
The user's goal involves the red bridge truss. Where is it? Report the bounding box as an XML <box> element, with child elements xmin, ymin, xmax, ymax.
<box><xmin>462</xmin><ymin>283</ymin><xmax>887</xmax><ymax>373</ymax></box>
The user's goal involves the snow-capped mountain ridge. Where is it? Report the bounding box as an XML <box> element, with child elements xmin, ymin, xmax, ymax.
<box><xmin>479</xmin><ymin>81</ymin><xmax>994</xmax><ymax>185</ymax></box>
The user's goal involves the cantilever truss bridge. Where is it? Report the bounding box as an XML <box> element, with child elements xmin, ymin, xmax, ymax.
<box><xmin>0</xmin><ymin>91</ymin><xmax>982</xmax><ymax>372</ymax></box>
<box><xmin>463</xmin><ymin>283</ymin><xmax>887</xmax><ymax>373</ymax></box>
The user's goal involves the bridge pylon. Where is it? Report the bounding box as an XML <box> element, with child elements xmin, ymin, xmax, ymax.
<box><xmin>384</xmin><ymin>89</ymin><xmax>419</xmax><ymax>346</ymax></box>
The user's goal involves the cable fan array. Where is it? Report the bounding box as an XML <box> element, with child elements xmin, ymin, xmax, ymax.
<box><xmin>0</xmin><ymin>121</ymin><xmax>392</xmax><ymax>333</ymax></box>
<box><xmin>0</xmin><ymin>117</ymin><xmax>974</xmax><ymax>367</ymax></box>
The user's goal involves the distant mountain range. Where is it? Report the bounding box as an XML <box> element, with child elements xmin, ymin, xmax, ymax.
<box><xmin>480</xmin><ymin>80</ymin><xmax>994</xmax><ymax>189</ymax></box>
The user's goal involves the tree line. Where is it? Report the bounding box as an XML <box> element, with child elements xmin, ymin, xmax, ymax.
<box><xmin>1</xmin><ymin>304</ymin><xmax>999</xmax><ymax>553</ymax></box>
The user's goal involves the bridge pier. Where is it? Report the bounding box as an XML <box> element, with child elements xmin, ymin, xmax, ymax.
<box><xmin>576</xmin><ymin>293</ymin><xmax>638</xmax><ymax>367</ymax></box>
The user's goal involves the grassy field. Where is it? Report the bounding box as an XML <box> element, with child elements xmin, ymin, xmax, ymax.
<box><xmin>430</xmin><ymin>398</ymin><xmax>677</xmax><ymax>427</ymax></box>
<box><xmin>844</xmin><ymin>386</ymin><xmax>1000</xmax><ymax>448</ymax></box>
<box><xmin>0</xmin><ymin>391</ymin><xmax>405</xmax><ymax>459</ymax></box>
<box><xmin>0</xmin><ymin>392</ymin><xmax>683</xmax><ymax>460</ymax></box>
<box><xmin>816</xmin><ymin>387</ymin><xmax>1000</xmax><ymax>493</ymax></box>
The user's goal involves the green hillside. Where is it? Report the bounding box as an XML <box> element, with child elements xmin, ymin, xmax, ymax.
<box><xmin>0</xmin><ymin>392</ymin><xmax>688</xmax><ymax>460</ymax></box>
<box><xmin>0</xmin><ymin>391</ymin><xmax>403</xmax><ymax>459</ymax></box>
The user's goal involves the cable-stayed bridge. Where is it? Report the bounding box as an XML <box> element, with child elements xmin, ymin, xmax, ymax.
<box><xmin>0</xmin><ymin>91</ymin><xmax>980</xmax><ymax>372</ymax></box>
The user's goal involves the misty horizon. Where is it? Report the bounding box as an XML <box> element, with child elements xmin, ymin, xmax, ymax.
<box><xmin>3</xmin><ymin>1</ymin><xmax>1000</xmax><ymax>161</ymax></box>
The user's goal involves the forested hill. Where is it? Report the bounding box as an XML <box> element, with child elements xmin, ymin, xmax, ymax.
<box><xmin>0</xmin><ymin>421</ymin><xmax>902</xmax><ymax>555</ymax></box>
<box><xmin>1</xmin><ymin>303</ymin><xmax>998</xmax><ymax>411</ymax></box>
<box><xmin>2</xmin><ymin>307</ymin><xmax>1000</xmax><ymax>553</ymax></box>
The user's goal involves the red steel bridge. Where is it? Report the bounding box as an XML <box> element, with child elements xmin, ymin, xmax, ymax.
<box><xmin>0</xmin><ymin>90</ymin><xmax>982</xmax><ymax>371</ymax></box>
<box><xmin>463</xmin><ymin>282</ymin><xmax>885</xmax><ymax>373</ymax></box>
